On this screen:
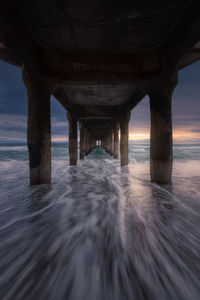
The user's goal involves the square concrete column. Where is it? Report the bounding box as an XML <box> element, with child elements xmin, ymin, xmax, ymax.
<box><xmin>23</xmin><ymin>70</ymin><xmax>51</xmax><ymax>185</ymax></box>
<box><xmin>120</xmin><ymin>111</ymin><xmax>130</xmax><ymax>166</ymax></box>
<box><xmin>109</xmin><ymin>132</ymin><xmax>114</xmax><ymax>156</ymax></box>
<box><xmin>149</xmin><ymin>89</ymin><xmax>173</xmax><ymax>183</ymax></box>
<box><xmin>87</xmin><ymin>132</ymin><xmax>90</xmax><ymax>155</ymax></box>
<box><xmin>113</xmin><ymin>123</ymin><xmax>119</xmax><ymax>159</ymax></box>
<box><xmin>102</xmin><ymin>137</ymin><xmax>105</xmax><ymax>149</ymax></box>
<box><xmin>67</xmin><ymin>112</ymin><xmax>77</xmax><ymax>165</ymax></box>
<box><xmin>85</xmin><ymin>132</ymin><xmax>89</xmax><ymax>156</ymax></box>
<box><xmin>104</xmin><ymin>134</ymin><xmax>109</xmax><ymax>154</ymax></box>
<box><xmin>79</xmin><ymin>124</ymin><xmax>86</xmax><ymax>160</ymax></box>
<box><xmin>88</xmin><ymin>135</ymin><xmax>94</xmax><ymax>153</ymax></box>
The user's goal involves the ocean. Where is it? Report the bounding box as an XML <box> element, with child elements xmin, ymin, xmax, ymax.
<box><xmin>0</xmin><ymin>142</ymin><xmax>200</xmax><ymax>300</ymax></box>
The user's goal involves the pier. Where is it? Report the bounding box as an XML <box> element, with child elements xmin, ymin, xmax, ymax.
<box><xmin>0</xmin><ymin>0</ymin><xmax>200</xmax><ymax>184</ymax></box>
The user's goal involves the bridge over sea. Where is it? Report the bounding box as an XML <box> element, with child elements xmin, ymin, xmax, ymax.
<box><xmin>0</xmin><ymin>0</ymin><xmax>200</xmax><ymax>184</ymax></box>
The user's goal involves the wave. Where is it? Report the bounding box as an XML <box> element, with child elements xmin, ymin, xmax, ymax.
<box><xmin>0</xmin><ymin>157</ymin><xmax>199</xmax><ymax>300</ymax></box>
<box><xmin>0</xmin><ymin>146</ymin><xmax>27</xmax><ymax>151</ymax></box>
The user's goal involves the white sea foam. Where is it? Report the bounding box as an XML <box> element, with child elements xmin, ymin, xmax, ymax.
<box><xmin>0</xmin><ymin>146</ymin><xmax>27</xmax><ymax>151</ymax></box>
<box><xmin>0</xmin><ymin>145</ymin><xmax>200</xmax><ymax>300</ymax></box>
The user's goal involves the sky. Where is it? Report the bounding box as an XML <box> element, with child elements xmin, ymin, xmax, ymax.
<box><xmin>0</xmin><ymin>60</ymin><xmax>200</xmax><ymax>143</ymax></box>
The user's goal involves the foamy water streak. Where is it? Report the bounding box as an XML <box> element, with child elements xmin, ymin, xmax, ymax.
<box><xmin>0</xmin><ymin>144</ymin><xmax>200</xmax><ymax>300</ymax></box>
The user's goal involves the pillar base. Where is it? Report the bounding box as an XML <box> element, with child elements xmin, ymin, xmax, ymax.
<box><xmin>121</xmin><ymin>158</ymin><xmax>128</xmax><ymax>166</ymax></box>
<box><xmin>80</xmin><ymin>152</ymin><xmax>85</xmax><ymax>160</ymax></box>
<box><xmin>29</xmin><ymin>165</ymin><xmax>51</xmax><ymax>185</ymax></box>
<box><xmin>150</xmin><ymin>160</ymin><xmax>172</xmax><ymax>184</ymax></box>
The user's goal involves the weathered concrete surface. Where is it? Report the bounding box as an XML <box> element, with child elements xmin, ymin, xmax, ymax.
<box><xmin>149</xmin><ymin>84</ymin><xmax>175</xmax><ymax>183</ymax></box>
<box><xmin>0</xmin><ymin>1</ymin><xmax>200</xmax><ymax>183</ymax></box>
<box><xmin>67</xmin><ymin>112</ymin><xmax>78</xmax><ymax>165</ymax></box>
<box><xmin>113</xmin><ymin>139</ymin><xmax>119</xmax><ymax>159</ymax></box>
<box><xmin>1</xmin><ymin>1</ymin><xmax>200</xmax><ymax>88</ymax></box>
<box><xmin>79</xmin><ymin>122</ymin><xmax>86</xmax><ymax>160</ymax></box>
<box><xmin>23</xmin><ymin>69</ymin><xmax>51</xmax><ymax>185</ymax></box>
<box><xmin>113</xmin><ymin>123</ymin><xmax>119</xmax><ymax>159</ymax></box>
<box><xmin>120</xmin><ymin>111</ymin><xmax>131</xmax><ymax>166</ymax></box>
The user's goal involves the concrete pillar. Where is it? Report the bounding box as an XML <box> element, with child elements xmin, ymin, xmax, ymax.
<box><xmin>104</xmin><ymin>134</ymin><xmax>109</xmax><ymax>154</ymax></box>
<box><xmin>79</xmin><ymin>126</ymin><xmax>86</xmax><ymax>160</ymax></box>
<box><xmin>91</xmin><ymin>137</ymin><xmax>94</xmax><ymax>150</ymax></box>
<box><xmin>103</xmin><ymin>135</ymin><xmax>109</xmax><ymax>153</ymax></box>
<box><xmin>113</xmin><ymin>124</ymin><xmax>119</xmax><ymax>159</ymax></box>
<box><xmin>108</xmin><ymin>133</ymin><xmax>112</xmax><ymax>156</ymax></box>
<box><xmin>24</xmin><ymin>71</ymin><xmax>51</xmax><ymax>185</ymax></box>
<box><xmin>111</xmin><ymin>133</ymin><xmax>114</xmax><ymax>156</ymax></box>
<box><xmin>67</xmin><ymin>112</ymin><xmax>77</xmax><ymax>165</ymax></box>
<box><xmin>85</xmin><ymin>132</ymin><xmax>87</xmax><ymax>155</ymax></box>
<box><xmin>102</xmin><ymin>139</ymin><xmax>104</xmax><ymax>148</ymax></box>
<box><xmin>88</xmin><ymin>134</ymin><xmax>93</xmax><ymax>154</ymax></box>
<box><xmin>88</xmin><ymin>135</ymin><xmax>91</xmax><ymax>153</ymax></box>
<box><xmin>85</xmin><ymin>132</ymin><xmax>89</xmax><ymax>155</ymax></box>
<box><xmin>149</xmin><ymin>89</ymin><xmax>173</xmax><ymax>183</ymax></box>
<box><xmin>120</xmin><ymin>111</ymin><xmax>130</xmax><ymax>166</ymax></box>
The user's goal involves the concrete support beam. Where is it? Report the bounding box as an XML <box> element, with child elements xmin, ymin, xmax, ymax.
<box><xmin>108</xmin><ymin>133</ymin><xmax>113</xmax><ymax>156</ymax></box>
<box><xmin>101</xmin><ymin>138</ymin><xmax>105</xmax><ymax>150</ymax></box>
<box><xmin>88</xmin><ymin>136</ymin><xmax>92</xmax><ymax>153</ymax></box>
<box><xmin>85</xmin><ymin>132</ymin><xmax>89</xmax><ymax>156</ymax></box>
<box><xmin>86</xmin><ymin>133</ymin><xmax>94</xmax><ymax>155</ymax></box>
<box><xmin>79</xmin><ymin>125</ymin><xmax>86</xmax><ymax>160</ymax></box>
<box><xmin>24</xmin><ymin>71</ymin><xmax>51</xmax><ymax>185</ymax></box>
<box><xmin>113</xmin><ymin>124</ymin><xmax>119</xmax><ymax>159</ymax></box>
<box><xmin>149</xmin><ymin>89</ymin><xmax>173</xmax><ymax>183</ymax></box>
<box><xmin>111</xmin><ymin>132</ymin><xmax>114</xmax><ymax>156</ymax></box>
<box><xmin>104</xmin><ymin>131</ymin><xmax>113</xmax><ymax>156</ymax></box>
<box><xmin>120</xmin><ymin>111</ymin><xmax>130</xmax><ymax>166</ymax></box>
<box><xmin>104</xmin><ymin>135</ymin><xmax>110</xmax><ymax>154</ymax></box>
<box><xmin>67</xmin><ymin>112</ymin><xmax>77</xmax><ymax>165</ymax></box>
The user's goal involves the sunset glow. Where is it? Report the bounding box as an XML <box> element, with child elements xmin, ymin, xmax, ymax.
<box><xmin>129</xmin><ymin>128</ymin><xmax>200</xmax><ymax>141</ymax></box>
<box><xmin>50</xmin><ymin>128</ymin><xmax>200</xmax><ymax>143</ymax></box>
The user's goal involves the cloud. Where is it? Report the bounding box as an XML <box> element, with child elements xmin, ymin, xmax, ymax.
<box><xmin>0</xmin><ymin>113</ymin><xmax>69</xmax><ymax>142</ymax></box>
<box><xmin>0</xmin><ymin>119</ymin><xmax>27</xmax><ymax>133</ymax></box>
<box><xmin>1</xmin><ymin>60</ymin><xmax>200</xmax><ymax>142</ymax></box>
<box><xmin>190</xmin><ymin>128</ymin><xmax>200</xmax><ymax>133</ymax></box>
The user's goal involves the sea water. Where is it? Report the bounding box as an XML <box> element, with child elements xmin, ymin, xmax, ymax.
<box><xmin>0</xmin><ymin>143</ymin><xmax>199</xmax><ymax>300</ymax></box>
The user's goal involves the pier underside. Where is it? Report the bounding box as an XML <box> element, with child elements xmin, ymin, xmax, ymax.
<box><xmin>0</xmin><ymin>0</ymin><xmax>200</xmax><ymax>184</ymax></box>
